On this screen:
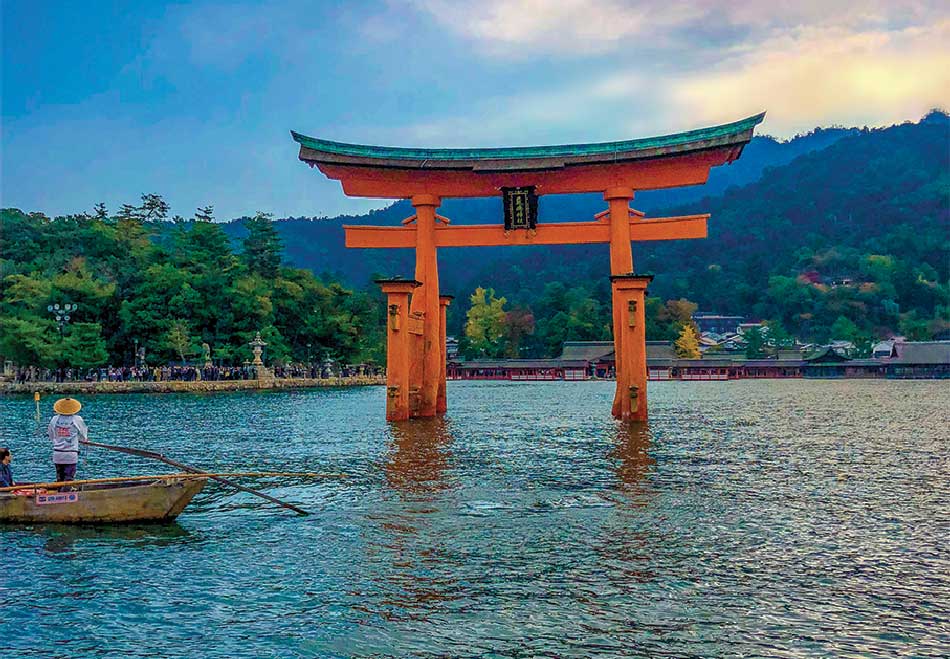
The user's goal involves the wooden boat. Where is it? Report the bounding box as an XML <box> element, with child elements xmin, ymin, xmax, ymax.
<box><xmin>0</xmin><ymin>477</ymin><xmax>207</xmax><ymax>524</ymax></box>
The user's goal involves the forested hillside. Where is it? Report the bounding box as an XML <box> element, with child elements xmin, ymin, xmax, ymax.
<box><xmin>0</xmin><ymin>209</ymin><xmax>384</xmax><ymax>368</ymax></box>
<box><xmin>2</xmin><ymin>112</ymin><xmax>946</xmax><ymax>367</ymax></box>
<box><xmin>229</xmin><ymin>112</ymin><xmax>949</xmax><ymax>357</ymax></box>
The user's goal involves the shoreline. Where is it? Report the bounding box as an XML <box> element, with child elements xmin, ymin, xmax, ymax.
<box><xmin>0</xmin><ymin>376</ymin><xmax>385</xmax><ymax>395</ymax></box>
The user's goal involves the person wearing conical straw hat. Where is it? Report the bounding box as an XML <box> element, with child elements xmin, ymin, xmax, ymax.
<box><xmin>48</xmin><ymin>398</ymin><xmax>88</xmax><ymax>483</ymax></box>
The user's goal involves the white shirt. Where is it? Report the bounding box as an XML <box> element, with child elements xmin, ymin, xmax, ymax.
<box><xmin>48</xmin><ymin>414</ymin><xmax>88</xmax><ymax>464</ymax></box>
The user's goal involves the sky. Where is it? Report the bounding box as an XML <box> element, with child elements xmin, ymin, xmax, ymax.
<box><xmin>2</xmin><ymin>0</ymin><xmax>948</xmax><ymax>220</ymax></box>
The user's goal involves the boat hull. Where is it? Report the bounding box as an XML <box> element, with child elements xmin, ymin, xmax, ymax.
<box><xmin>0</xmin><ymin>478</ymin><xmax>207</xmax><ymax>524</ymax></box>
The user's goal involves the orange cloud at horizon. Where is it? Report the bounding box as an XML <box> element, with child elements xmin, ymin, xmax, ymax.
<box><xmin>669</xmin><ymin>22</ymin><xmax>950</xmax><ymax>135</ymax></box>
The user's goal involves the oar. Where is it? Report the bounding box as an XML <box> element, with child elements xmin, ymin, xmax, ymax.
<box><xmin>0</xmin><ymin>472</ymin><xmax>345</xmax><ymax>493</ymax></box>
<box><xmin>80</xmin><ymin>439</ymin><xmax>312</xmax><ymax>516</ymax></box>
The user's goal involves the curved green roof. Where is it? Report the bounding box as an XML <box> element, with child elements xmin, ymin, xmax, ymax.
<box><xmin>291</xmin><ymin>112</ymin><xmax>765</xmax><ymax>163</ymax></box>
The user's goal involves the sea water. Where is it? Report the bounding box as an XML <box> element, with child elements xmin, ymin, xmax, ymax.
<box><xmin>1</xmin><ymin>380</ymin><xmax>948</xmax><ymax>658</ymax></box>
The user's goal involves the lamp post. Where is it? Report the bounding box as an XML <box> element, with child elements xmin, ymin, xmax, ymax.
<box><xmin>133</xmin><ymin>338</ymin><xmax>139</xmax><ymax>367</ymax></box>
<box><xmin>48</xmin><ymin>303</ymin><xmax>78</xmax><ymax>337</ymax></box>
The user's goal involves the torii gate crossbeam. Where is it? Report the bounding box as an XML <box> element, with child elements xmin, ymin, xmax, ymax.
<box><xmin>343</xmin><ymin>214</ymin><xmax>708</xmax><ymax>248</ymax></box>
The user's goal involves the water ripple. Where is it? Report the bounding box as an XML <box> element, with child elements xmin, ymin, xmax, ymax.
<box><xmin>1</xmin><ymin>380</ymin><xmax>948</xmax><ymax>657</ymax></box>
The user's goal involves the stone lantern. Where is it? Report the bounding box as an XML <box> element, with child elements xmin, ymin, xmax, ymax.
<box><xmin>249</xmin><ymin>332</ymin><xmax>267</xmax><ymax>366</ymax></box>
<box><xmin>248</xmin><ymin>332</ymin><xmax>273</xmax><ymax>381</ymax></box>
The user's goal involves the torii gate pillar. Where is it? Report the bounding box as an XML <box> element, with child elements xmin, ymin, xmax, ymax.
<box><xmin>377</xmin><ymin>278</ymin><xmax>421</xmax><ymax>422</ymax></box>
<box><xmin>605</xmin><ymin>187</ymin><xmax>651</xmax><ymax>422</ymax></box>
<box><xmin>408</xmin><ymin>194</ymin><xmax>442</xmax><ymax>418</ymax></box>
<box><xmin>437</xmin><ymin>295</ymin><xmax>453</xmax><ymax>414</ymax></box>
<box><xmin>611</xmin><ymin>274</ymin><xmax>653</xmax><ymax>421</ymax></box>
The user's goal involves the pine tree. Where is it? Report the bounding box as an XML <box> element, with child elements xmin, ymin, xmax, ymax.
<box><xmin>62</xmin><ymin>323</ymin><xmax>109</xmax><ymax>368</ymax></box>
<box><xmin>241</xmin><ymin>211</ymin><xmax>283</xmax><ymax>278</ymax></box>
<box><xmin>195</xmin><ymin>205</ymin><xmax>214</xmax><ymax>222</ymax></box>
<box><xmin>674</xmin><ymin>323</ymin><xmax>701</xmax><ymax>358</ymax></box>
<box><xmin>93</xmin><ymin>202</ymin><xmax>108</xmax><ymax>219</ymax></box>
<box><xmin>116</xmin><ymin>204</ymin><xmax>139</xmax><ymax>222</ymax></box>
<box><xmin>165</xmin><ymin>320</ymin><xmax>194</xmax><ymax>362</ymax></box>
<box><xmin>139</xmin><ymin>193</ymin><xmax>169</xmax><ymax>222</ymax></box>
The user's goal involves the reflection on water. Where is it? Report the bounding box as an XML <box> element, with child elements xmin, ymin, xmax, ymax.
<box><xmin>611</xmin><ymin>421</ymin><xmax>655</xmax><ymax>495</ymax></box>
<box><xmin>2</xmin><ymin>380</ymin><xmax>949</xmax><ymax>658</ymax></box>
<box><xmin>597</xmin><ymin>422</ymin><xmax>659</xmax><ymax>588</ymax></box>
<box><xmin>361</xmin><ymin>418</ymin><xmax>461</xmax><ymax>624</ymax></box>
<box><xmin>385</xmin><ymin>418</ymin><xmax>454</xmax><ymax>497</ymax></box>
<box><xmin>32</xmin><ymin>522</ymin><xmax>193</xmax><ymax>556</ymax></box>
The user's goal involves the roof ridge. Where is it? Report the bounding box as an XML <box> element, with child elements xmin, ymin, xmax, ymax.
<box><xmin>291</xmin><ymin>113</ymin><xmax>766</xmax><ymax>162</ymax></box>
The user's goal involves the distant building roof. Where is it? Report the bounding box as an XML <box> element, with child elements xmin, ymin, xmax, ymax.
<box><xmin>776</xmin><ymin>348</ymin><xmax>803</xmax><ymax>360</ymax></box>
<box><xmin>888</xmin><ymin>341</ymin><xmax>950</xmax><ymax>365</ymax></box>
<box><xmin>804</xmin><ymin>346</ymin><xmax>851</xmax><ymax>363</ymax></box>
<box><xmin>646</xmin><ymin>341</ymin><xmax>675</xmax><ymax>360</ymax></box>
<box><xmin>558</xmin><ymin>341</ymin><xmax>615</xmax><ymax>361</ymax></box>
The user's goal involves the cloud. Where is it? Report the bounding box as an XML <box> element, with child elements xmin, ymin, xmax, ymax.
<box><xmin>668</xmin><ymin>21</ymin><xmax>950</xmax><ymax>134</ymax></box>
<box><xmin>411</xmin><ymin>0</ymin><xmax>700</xmax><ymax>55</ymax></box>
<box><xmin>410</xmin><ymin>0</ymin><xmax>948</xmax><ymax>58</ymax></box>
<box><xmin>396</xmin><ymin>7</ymin><xmax>950</xmax><ymax>141</ymax></box>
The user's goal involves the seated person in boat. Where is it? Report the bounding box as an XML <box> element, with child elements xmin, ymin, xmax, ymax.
<box><xmin>0</xmin><ymin>448</ymin><xmax>13</xmax><ymax>487</ymax></box>
<box><xmin>48</xmin><ymin>398</ymin><xmax>88</xmax><ymax>482</ymax></box>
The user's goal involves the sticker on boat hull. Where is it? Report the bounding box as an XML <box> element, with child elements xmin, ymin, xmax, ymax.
<box><xmin>36</xmin><ymin>492</ymin><xmax>80</xmax><ymax>505</ymax></box>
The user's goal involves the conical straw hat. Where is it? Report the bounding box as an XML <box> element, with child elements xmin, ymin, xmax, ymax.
<box><xmin>53</xmin><ymin>398</ymin><xmax>82</xmax><ymax>415</ymax></box>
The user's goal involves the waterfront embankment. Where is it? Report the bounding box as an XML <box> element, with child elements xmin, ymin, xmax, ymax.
<box><xmin>0</xmin><ymin>376</ymin><xmax>384</xmax><ymax>395</ymax></box>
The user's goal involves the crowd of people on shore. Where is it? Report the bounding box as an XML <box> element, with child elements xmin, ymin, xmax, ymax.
<box><xmin>9</xmin><ymin>363</ymin><xmax>381</xmax><ymax>384</ymax></box>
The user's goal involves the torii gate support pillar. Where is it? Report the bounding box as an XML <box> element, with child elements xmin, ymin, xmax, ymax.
<box><xmin>408</xmin><ymin>194</ymin><xmax>442</xmax><ymax>418</ymax></box>
<box><xmin>610</xmin><ymin>274</ymin><xmax>653</xmax><ymax>421</ymax></box>
<box><xmin>377</xmin><ymin>278</ymin><xmax>420</xmax><ymax>422</ymax></box>
<box><xmin>605</xmin><ymin>186</ymin><xmax>651</xmax><ymax>422</ymax></box>
<box><xmin>437</xmin><ymin>295</ymin><xmax>453</xmax><ymax>414</ymax></box>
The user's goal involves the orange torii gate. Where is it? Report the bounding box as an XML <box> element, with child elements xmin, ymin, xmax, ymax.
<box><xmin>292</xmin><ymin>113</ymin><xmax>764</xmax><ymax>421</ymax></box>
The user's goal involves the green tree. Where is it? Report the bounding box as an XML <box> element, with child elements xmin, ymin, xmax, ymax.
<box><xmin>0</xmin><ymin>206</ymin><xmax>381</xmax><ymax>370</ymax></box>
<box><xmin>139</xmin><ymin>193</ymin><xmax>170</xmax><ymax>223</ymax></box>
<box><xmin>898</xmin><ymin>311</ymin><xmax>932</xmax><ymax>341</ymax></box>
<box><xmin>0</xmin><ymin>316</ymin><xmax>54</xmax><ymax>367</ymax></box>
<box><xmin>165</xmin><ymin>320</ymin><xmax>195</xmax><ymax>362</ymax></box>
<box><xmin>764</xmin><ymin>319</ymin><xmax>794</xmax><ymax>349</ymax></box>
<box><xmin>173</xmin><ymin>221</ymin><xmax>235</xmax><ymax>273</ymax></box>
<box><xmin>645</xmin><ymin>297</ymin><xmax>675</xmax><ymax>340</ymax></box>
<box><xmin>195</xmin><ymin>205</ymin><xmax>215</xmax><ymax>222</ymax></box>
<box><xmin>62</xmin><ymin>322</ymin><xmax>109</xmax><ymax>368</ymax></box>
<box><xmin>116</xmin><ymin>204</ymin><xmax>138</xmax><ymax>222</ymax></box>
<box><xmin>242</xmin><ymin>212</ymin><xmax>283</xmax><ymax>278</ymax></box>
<box><xmin>828</xmin><ymin>315</ymin><xmax>872</xmax><ymax>355</ymax></box>
<box><xmin>743</xmin><ymin>326</ymin><xmax>767</xmax><ymax>358</ymax></box>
